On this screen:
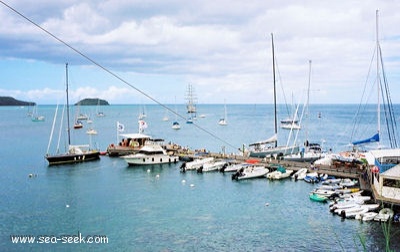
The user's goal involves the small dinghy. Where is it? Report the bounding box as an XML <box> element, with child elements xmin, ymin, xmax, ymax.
<box><xmin>232</xmin><ymin>166</ymin><xmax>269</xmax><ymax>180</ymax></box>
<box><xmin>309</xmin><ymin>193</ymin><xmax>327</xmax><ymax>203</ymax></box>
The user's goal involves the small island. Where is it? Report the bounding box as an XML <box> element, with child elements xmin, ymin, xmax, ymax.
<box><xmin>0</xmin><ymin>96</ymin><xmax>35</xmax><ymax>106</ymax></box>
<box><xmin>75</xmin><ymin>98</ymin><xmax>109</xmax><ymax>106</ymax></box>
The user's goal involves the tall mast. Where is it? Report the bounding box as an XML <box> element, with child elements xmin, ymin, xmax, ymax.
<box><xmin>65</xmin><ymin>63</ymin><xmax>71</xmax><ymax>146</ymax></box>
<box><xmin>306</xmin><ymin>60</ymin><xmax>312</xmax><ymax>143</ymax></box>
<box><xmin>376</xmin><ymin>10</ymin><xmax>380</xmax><ymax>136</ymax></box>
<box><xmin>271</xmin><ymin>33</ymin><xmax>277</xmax><ymax>147</ymax></box>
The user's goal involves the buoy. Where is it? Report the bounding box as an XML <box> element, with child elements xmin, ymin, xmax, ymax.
<box><xmin>190</xmin><ymin>184</ymin><xmax>195</xmax><ymax>187</ymax></box>
<box><xmin>181</xmin><ymin>179</ymin><xmax>186</xmax><ymax>184</ymax></box>
<box><xmin>155</xmin><ymin>174</ymin><xmax>160</xmax><ymax>179</ymax></box>
<box><xmin>66</xmin><ymin>204</ymin><xmax>70</xmax><ymax>208</ymax></box>
<box><xmin>265</xmin><ymin>203</ymin><xmax>269</xmax><ymax>207</ymax></box>
<box><xmin>147</xmin><ymin>169</ymin><xmax>151</xmax><ymax>173</ymax></box>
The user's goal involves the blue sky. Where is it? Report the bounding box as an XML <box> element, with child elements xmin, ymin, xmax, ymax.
<box><xmin>0</xmin><ymin>0</ymin><xmax>400</xmax><ymax>105</ymax></box>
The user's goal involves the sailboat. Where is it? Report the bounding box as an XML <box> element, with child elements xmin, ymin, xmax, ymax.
<box><xmin>218</xmin><ymin>100</ymin><xmax>228</xmax><ymax>126</ymax></box>
<box><xmin>280</xmin><ymin>93</ymin><xmax>300</xmax><ymax>130</ymax></box>
<box><xmin>315</xmin><ymin>10</ymin><xmax>399</xmax><ymax>168</ymax></box>
<box><xmin>284</xmin><ymin>60</ymin><xmax>325</xmax><ymax>162</ymax></box>
<box><xmin>172</xmin><ymin>98</ymin><xmax>181</xmax><ymax>130</ymax></box>
<box><xmin>185</xmin><ymin>84</ymin><xmax>197</xmax><ymax>123</ymax></box>
<box><xmin>249</xmin><ymin>33</ymin><xmax>299</xmax><ymax>158</ymax></box>
<box><xmin>45</xmin><ymin>63</ymin><xmax>100</xmax><ymax>166</ymax></box>
<box><xmin>96</xmin><ymin>98</ymin><xmax>105</xmax><ymax>117</ymax></box>
<box><xmin>31</xmin><ymin>105</ymin><xmax>45</xmax><ymax>122</ymax></box>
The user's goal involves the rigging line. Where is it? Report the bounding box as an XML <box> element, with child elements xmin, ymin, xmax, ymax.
<box><xmin>0</xmin><ymin>1</ymin><xmax>238</xmax><ymax>150</ymax></box>
<box><xmin>350</xmin><ymin>47</ymin><xmax>376</xmax><ymax>141</ymax></box>
<box><xmin>379</xmin><ymin>46</ymin><xmax>399</xmax><ymax>147</ymax></box>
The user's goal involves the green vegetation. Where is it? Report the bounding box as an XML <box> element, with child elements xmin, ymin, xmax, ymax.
<box><xmin>0</xmin><ymin>96</ymin><xmax>35</xmax><ymax>106</ymax></box>
<box><xmin>75</xmin><ymin>98</ymin><xmax>109</xmax><ymax>106</ymax></box>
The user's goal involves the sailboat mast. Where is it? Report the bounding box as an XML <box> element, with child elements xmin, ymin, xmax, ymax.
<box><xmin>65</xmin><ymin>63</ymin><xmax>71</xmax><ymax>146</ymax></box>
<box><xmin>271</xmin><ymin>33</ymin><xmax>277</xmax><ymax>148</ymax></box>
<box><xmin>306</xmin><ymin>60</ymin><xmax>312</xmax><ymax>143</ymax></box>
<box><xmin>376</xmin><ymin>10</ymin><xmax>380</xmax><ymax>136</ymax></box>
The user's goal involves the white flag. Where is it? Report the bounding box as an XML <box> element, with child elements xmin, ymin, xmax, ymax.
<box><xmin>138</xmin><ymin>120</ymin><xmax>148</xmax><ymax>132</ymax></box>
<box><xmin>117</xmin><ymin>121</ymin><xmax>125</xmax><ymax>132</ymax></box>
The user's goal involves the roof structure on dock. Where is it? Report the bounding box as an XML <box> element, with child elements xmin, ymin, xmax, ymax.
<box><xmin>381</xmin><ymin>164</ymin><xmax>400</xmax><ymax>180</ymax></box>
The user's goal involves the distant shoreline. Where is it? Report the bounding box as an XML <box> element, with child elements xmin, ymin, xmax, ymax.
<box><xmin>0</xmin><ymin>96</ymin><xmax>35</xmax><ymax>106</ymax></box>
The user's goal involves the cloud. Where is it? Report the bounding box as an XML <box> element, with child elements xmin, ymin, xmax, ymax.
<box><xmin>0</xmin><ymin>1</ymin><xmax>400</xmax><ymax>104</ymax></box>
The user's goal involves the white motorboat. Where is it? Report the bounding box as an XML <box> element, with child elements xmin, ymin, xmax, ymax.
<box><xmin>340</xmin><ymin>205</ymin><xmax>369</xmax><ymax>219</ymax></box>
<box><xmin>374</xmin><ymin>208</ymin><xmax>394</xmax><ymax>222</ymax></box>
<box><xmin>312</xmin><ymin>189</ymin><xmax>337</xmax><ymax>197</ymax></box>
<box><xmin>197</xmin><ymin>160</ymin><xmax>227</xmax><ymax>173</ymax></box>
<box><xmin>339</xmin><ymin>178</ymin><xmax>358</xmax><ymax>188</ymax></box>
<box><xmin>291</xmin><ymin>168</ymin><xmax>308</xmax><ymax>180</ymax></box>
<box><xmin>232</xmin><ymin>166</ymin><xmax>269</xmax><ymax>180</ymax></box>
<box><xmin>122</xmin><ymin>140</ymin><xmax>179</xmax><ymax>166</ymax></box>
<box><xmin>269</xmin><ymin>169</ymin><xmax>293</xmax><ymax>180</ymax></box>
<box><xmin>322</xmin><ymin>178</ymin><xmax>342</xmax><ymax>185</ymax></box>
<box><xmin>182</xmin><ymin>157</ymin><xmax>214</xmax><ymax>171</ymax></box>
<box><xmin>356</xmin><ymin>212</ymin><xmax>378</xmax><ymax>221</ymax></box>
<box><xmin>266</xmin><ymin>170</ymin><xmax>281</xmax><ymax>179</ymax></box>
<box><xmin>332</xmin><ymin>202</ymin><xmax>360</xmax><ymax>214</ymax></box>
<box><xmin>222</xmin><ymin>162</ymin><xmax>250</xmax><ymax>172</ymax></box>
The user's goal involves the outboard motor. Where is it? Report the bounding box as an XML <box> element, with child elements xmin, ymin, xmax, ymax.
<box><xmin>197</xmin><ymin>166</ymin><xmax>203</xmax><ymax>173</ymax></box>
<box><xmin>220</xmin><ymin>163</ymin><xmax>228</xmax><ymax>173</ymax></box>
<box><xmin>231</xmin><ymin>172</ymin><xmax>239</xmax><ymax>180</ymax></box>
<box><xmin>180</xmin><ymin>162</ymin><xmax>186</xmax><ymax>173</ymax></box>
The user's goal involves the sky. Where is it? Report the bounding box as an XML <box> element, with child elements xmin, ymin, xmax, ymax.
<box><xmin>0</xmin><ymin>0</ymin><xmax>400</xmax><ymax>105</ymax></box>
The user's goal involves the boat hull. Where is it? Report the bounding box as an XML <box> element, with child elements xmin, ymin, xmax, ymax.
<box><xmin>123</xmin><ymin>154</ymin><xmax>179</xmax><ymax>166</ymax></box>
<box><xmin>249</xmin><ymin>146</ymin><xmax>300</xmax><ymax>158</ymax></box>
<box><xmin>46</xmin><ymin>151</ymin><xmax>100</xmax><ymax>166</ymax></box>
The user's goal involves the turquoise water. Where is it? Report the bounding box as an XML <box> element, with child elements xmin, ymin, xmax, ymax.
<box><xmin>1</xmin><ymin>104</ymin><xmax>399</xmax><ymax>251</ymax></box>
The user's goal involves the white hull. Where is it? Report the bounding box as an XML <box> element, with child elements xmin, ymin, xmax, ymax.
<box><xmin>223</xmin><ymin>163</ymin><xmax>250</xmax><ymax>172</ymax></box>
<box><xmin>268</xmin><ymin>169</ymin><xmax>293</xmax><ymax>180</ymax></box>
<box><xmin>123</xmin><ymin>153</ymin><xmax>179</xmax><ymax>165</ymax></box>
<box><xmin>232</xmin><ymin>166</ymin><xmax>269</xmax><ymax>180</ymax></box>
<box><xmin>184</xmin><ymin>157</ymin><xmax>214</xmax><ymax>170</ymax></box>
<box><xmin>250</xmin><ymin>145</ymin><xmax>299</xmax><ymax>158</ymax></box>
<box><xmin>291</xmin><ymin>168</ymin><xmax>308</xmax><ymax>180</ymax></box>
<box><xmin>197</xmin><ymin>161</ymin><xmax>227</xmax><ymax>172</ymax></box>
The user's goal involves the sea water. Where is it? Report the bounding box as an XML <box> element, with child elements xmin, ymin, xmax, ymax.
<box><xmin>0</xmin><ymin>104</ymin><xmax>399</xmax><ymax>251</ymax></box>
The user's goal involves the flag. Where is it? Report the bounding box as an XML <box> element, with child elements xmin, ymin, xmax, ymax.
<box><xmin>138</xmin><ymin>120</ymin><xmax>148</xmax><ymax>132</ymax></box>
<box><xmin>117</xmin><ymin>121</ymin><xmax>125</xmax><ymax>132</ymax></box>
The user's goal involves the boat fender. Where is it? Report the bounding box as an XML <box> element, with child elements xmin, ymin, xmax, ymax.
<box><xmin>394</xmin><ymin>213</ymin><xmax>400</xmax><ymax>223</ymax></box>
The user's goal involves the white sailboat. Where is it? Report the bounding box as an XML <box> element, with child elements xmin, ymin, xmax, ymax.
<box><xmin>31</xmin><ymin>105</ymin><xmax>45</xmax><ymax>122</ymax></box>
<box><xmin>96</xmin><ymin>98</ymin><xmax>105</xmax><ymax>117</ymax></box>
<box><xmin>284</xmin><ymin>60</ymin><xmax>325</xmax><ymax>162</ymax></box>
<box><xmin>218</xmin><ymin>100</ymin><xmax>228</xmax><ymax>126</ymax></box>
<box><xmin>172</xmin><ymin>97</ymin><xmax>181</xmax><ymax>130</ymax></box>
<box><xmin>249</xmin><ymin>33</ymin><xmax>299</xmax><ymax>158</ymax></box>
<box><xmin>315</xmin><ymin>10</ymin><xmax>400</xmax><ymax>170</ymax></box>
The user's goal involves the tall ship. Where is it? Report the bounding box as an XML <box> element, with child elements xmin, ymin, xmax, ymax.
<box><xmin>185</xmin><ymin>84</ymin><xmax>197</xmax><ymax>122</ymax></box>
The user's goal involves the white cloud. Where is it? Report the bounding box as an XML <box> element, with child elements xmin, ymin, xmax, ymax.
<box><xmin>1</xmin><ymin>0</ymin><xmax>400</xmax><ymax>104</ymax></box>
